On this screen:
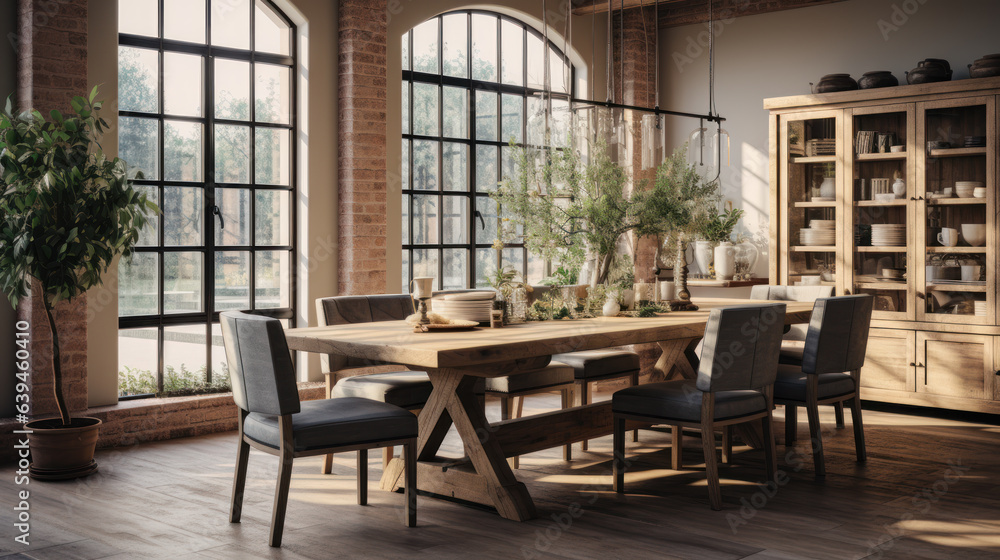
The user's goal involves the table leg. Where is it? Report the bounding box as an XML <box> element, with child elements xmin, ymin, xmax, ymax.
<box><xmin>379</xmin><ymin>369</ymin><xmax>537</xmax><ymax>522</ymax></box>
<box><xmin>654</xmin><ymin>338</ymin><xmax>698</xmax><ymax>381</ymax></box>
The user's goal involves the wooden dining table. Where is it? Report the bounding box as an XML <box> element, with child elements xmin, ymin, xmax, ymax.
<box><xmin>284</xmin><ymin>298</ymin><xmax>814</xmax><ymax>522</ymax></box>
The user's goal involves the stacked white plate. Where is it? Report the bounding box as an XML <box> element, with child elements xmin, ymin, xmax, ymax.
<box><xmin>870</xmin><ymin>224</ymin><xmax>906</xmax><ymax>246</ymax></box>
<box><xmin>431</xmin><ymin>291</ymin><xmax>495</xmax><ymax>322</ymax></box>
<box><xmin>800</xmin><ymin>220</ymin><xmax>835</xmax><ymax>246</ymax></box>
<box><xmin>974</xmin><ymin>301</ymin><xmax>987</xmax><ymax>317</ymax></box>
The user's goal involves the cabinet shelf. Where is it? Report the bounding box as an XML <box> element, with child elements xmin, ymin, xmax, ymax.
<box><xmin>927</xmin><ymin>197</ymin><xmax>987</xmax><ymax>206</ymax></box>
<box><xmin>856</xmin><ymin>199</ymin><xmax>906</xmax><ymax>207</ymax></box>
<box><xmin>791</xmin><ymin>155</ymin><xmax>837</xmax><ymax>164</ymax></box>
<box><xmin>792</xmin><ymin>201</ymin><xmax>836</xmax><ymax>208</ymax></box>
<box><xmin>928</xmin><ymin>147</ymin><xmax>987</xmax><ymax>158</ymax></box>
<box><xmin>925</xmin><ymin>246</ymin><xmax>987</xmax><ymax>253</ymax></box>
<box><xmin>856</xmin><ymin>281</ymin><xmax>906</xmax><ymax>290</ymax></box>
<box><xmin>925</xmin><ymin>283</ymin><xmax>988</xmax><ymax>293</ymax></box>
<box><xmin>790</xmin><ymin>245</ymin><xmax>836</xmax><ymax>252</ymax></box>
<box><xmin>855</xmin><ymin>152</ymin><xmax>907</xmax><ymax>161</ymax></box>
<box><xmin>855</xmin><ymin>246</ymin><xmax>906</xmax><ymax>252</ymax></box>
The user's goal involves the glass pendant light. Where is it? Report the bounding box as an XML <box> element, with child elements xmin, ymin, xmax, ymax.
<box><xmin>687</xmin><ymin>0</ymin><xmax>729</xmax><ymax>182</ymax></box>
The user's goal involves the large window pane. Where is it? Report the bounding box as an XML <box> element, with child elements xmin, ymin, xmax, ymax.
<box><xmin>442</xmin><ymin>13</ymin><xmax>468</xmax><ymax>78</ymax></box>
<box><xmin>118</xmin><ymin>253</ymin><xmax>159</xmax><ymax>316</ymax></box>
<box><xmin>475</xmin><ymin>91</ymin><xmax>497</xmax><ymax>141</ymax></box>
<box><xmin>255</xmin><ymin>251</ymin><xmax>290</xmax><ymax>309</ymax></box>
<box><xmin>401</xmin><ymin>138</ymin><xmax>410</xmax><ymax>189</ymax></box>
<box><xmin>412</xmin><ymin>249</ymin><xmax>439</xmax><ymax>290</ymax></box>
<box><xmin>164</xmin><ymin>0</ymin><xmax>205</xmax><ymax>44</ymax></box>
<box><xmin>401</xmin><ymin>194</ymin><xmax>410</xmax><ymax>245</ymax></box>
<box><xmin>119</xmin><ymin>0</ymin><xmax>158</xmax><ymax>37</ymax></box>
<box><xmin>255</xmin><ymin>0</ymin><xmax>292</xmax><ymax>55</ymax></box>
<box><xmin>501</xmin><ymin>94</ymin><xmax>523</xmax><ymax>144</ymax></box>
<box><xmin>118</xmin><ymin>47</ymin><xmax>158</xmax><ymax>113</ymax></box>
<box><xmin>412</xmin><ymin>195</ymin><xmax>439</xmax><ymax>245</ymax></box>
<box><xmin>215</xmin><ymin>188</ymin><xmax>251</xmax><ymax>246</ymax></box>
<box><xmin>255</xmin><ymin>63</ymin><xmax>291</xmax><ymax>124</ymax></box>
<box><xmin>476</xmin><ymin>145</ymin><xmax>498</xmax><ymax>192</ymax></box>
<box><xmin>402</xmin><ymin>82</ymin><xmax>410</xmax><ymax>135</ymax></box>
<box><xmin>443</xmin><ymin>196</ymin><xmax>467</xmax><ymax>244</ymax></box>
<box><xmin>119</xmin><ymin>117</ymin><xmax>160</xmax><ymax>180</ymax></box>
<box><xmin>164</xmin><ymin>325</ymin><xmax>208</xmax><ymax>391</ymax></box>
<box><xmin>215</xmin><ymin>59</ymin><xmax>251</xmax><ymax>121</ymax></box>
<box><xmin>216</xmin><ymin>125</ymin><xmax>251</xmax><ymax>183</ymax></box>
<box><xmin>412</xmin><ymin>140</ymin><xmax>438</xmax><ymax>191</ymax></box>
<box><xmin>412</xmin><ymin>83</ymin><xmax>439</xmax><ymax>136</ymax></box>
<box><xmin>164</xmin><ymin>252</ymin><xmax>203</xmax><ymax>313</ymax></box>
<box><xmin>164</xmin><ymin>121</ymin><xmax>203</xmax><ymax>182</ymax></box>
<box><xmin>475</xmin><ymin>248</ymin><xmax>496</xmax><ymax>288</ymax></box>
<box><xmin>550</xmin><ymin>47</ymin><xmax>569</xmax><ymax>94</ymax></box>
<box><xmin>526</xmin><ymin>33</ymin><xmax>544</xmax><ymax>89</ymax></box>
<box><xmin>164</xmin><ymin>53</ymin><xmax>204</xmax><ymax>117</ymax></box>
<box><xmin>135</xmin><ymin>185</ymin><xmax>159</xmax><ymax>246</ymax></box>
<box><xmin>210</xmin><ymin>323</ymin><xmax>230</xmax><ymax>383</ymax></box>
<box><xmin>255</xmin><ymin>128</ymin><xmax>291</xmax><ymax>185</ymax></box>
<box><xmin>212</xmin><ymin>0</ymin><xmax>251</xmax><ymax>49</ymax></box>
<box><xmin>442</xmin><ymin>248</ymin><xmax>467</xmax><ymax>289</ymax></box>
<box><xmin>471</xmin><ymin>14</ymin><xmax>497</xmax><ymax>82</ymax></box>
<box><xmin>256</xmin><ymin>190</ymin><xmax>290</xmax><ymax>246</ymax></box>
<box><xmin>163</xmin><ymin>187</ymin><xmax>203</xmax><ymax>246</ymax></box>
<box><xmin>500</xmin><ymin>20</ymin><xmax>523</xmax><ymax>86</ymax></box>
<box><xmin>502</xmin><ymin>247</ymin><xmax>525</xmax><ymax>277</ymax></box>
<box><xmin>401</xmin><ymin>32</ymin><xmax>410</xmax><ymax>72</ymax></box>
<box><xmin>118</xmin><ymin>328</ymin><xmax>158</xmax><ymax>396</ymax></box>
<box><xmin>476</xmin><ymin>196</ymin><xmax>498</xmax><ymax>245</ymax></box>
<box><xmin>442</xmin><ymin>143</ymin><xmax>467</xmax><ymax>192</ymax></box>
<box><xmin>402</xmin><ymin>250</ymin><xmax>410</xmax><ymax>290</ymax></box>
<box><xmin>412</xmin><ymin>19</ymin><xmax>439</xmax><ymax>74</ymax></box>
<box><xmin>442</xmin><ymin>86</ymin><xmax>468</xmax><ymax>139</ymax></box>
<box><xmin>215</xmin><ymin>251</ymin><xmax>250</xmax><ymax>310</ymax></box>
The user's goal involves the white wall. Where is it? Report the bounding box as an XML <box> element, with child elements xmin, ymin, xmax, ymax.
<box><xmin>659</xmin><ymin>0</ymin><xmax>1000</xmax><ymax>277</ymax></box>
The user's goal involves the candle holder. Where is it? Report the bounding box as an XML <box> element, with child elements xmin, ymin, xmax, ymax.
<box><xmin>668</xmin><ymin>237</ymin><xmax>699</xmax><ymax>311</ymax></box>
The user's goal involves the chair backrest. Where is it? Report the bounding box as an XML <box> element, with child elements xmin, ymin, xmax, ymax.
<box><xmin>801</xmin><ymin>295</ymin><xmax>874</xmax><ymax>375</ymax></box>
<box><xmin>316</xmin><ymin>294</ymin><xmax>413</xmax><ymax>327</ymax></box>
<box><xmin>751</xmin><ymin>285</ymin><xmax>835</xmax><ymax>341</ymax></box>
<box><xmin>697</xmin><ymin>303</ymin><xmax>787</xmax><ymax>393</ymax></box>
<box><xmin>220</xmin><ymin>311</ymin><xmax>300</xmax><ymax>416</ymax></box>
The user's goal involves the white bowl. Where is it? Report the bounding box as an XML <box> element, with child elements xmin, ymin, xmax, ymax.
<box><xmin>810</xmin><ymin>219</ymin><xmax>835</xmax><ymax>229</ymax></box>
<box><xmin>973</xmin><ymin>187</ymin><xmax>987</xmax><ymax>198</ymax></box>
<box><xmin>956</xmin><ymin>186</ymin><xmax>976</xmax><ymax>198</ymax></box>
<box><xmin>962</xmin><ymin>224</ymin><xmax>986</xmax><ymax>247</ymax></box>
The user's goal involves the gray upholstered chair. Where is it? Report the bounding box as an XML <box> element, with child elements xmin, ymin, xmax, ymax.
<box><xmin>552</xmin><ymin>348</ymin><xmax>641</xmax><ymax>456</ymax></box>
<box><xmin>773</xmin><ymin>295</ymin><xmax>873</xmax><ymax>477</ymax></box>
<box><xmin>220</xmin><ymin>311</ymin><xmax>417</xmax><ymax>547</ymax></box>
<box><xmin>611</xmin><ymin>303</ymin><xmax>787</xmax><ymax>510</ymax></box>
<box><xmin>316</xmin><ymin>293</ymin><xmax>575</xmax><ymax>470</ymax></box>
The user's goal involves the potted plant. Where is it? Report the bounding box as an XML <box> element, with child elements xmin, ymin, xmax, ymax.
<box><xmin>0</xmin><ymin>89</ymin><xmax>156</xmax><ymax>479</ymax></box>
<box><xmin>702</xmin><ymin>207</ymin><xmax>745</xmax><ymax>280</ymax></box>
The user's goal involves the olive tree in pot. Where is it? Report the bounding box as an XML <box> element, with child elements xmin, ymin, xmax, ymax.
<box><xmin>0</xmin><ymin>89</ymin><xmax>156</xmax><ymax>479</ymax></box>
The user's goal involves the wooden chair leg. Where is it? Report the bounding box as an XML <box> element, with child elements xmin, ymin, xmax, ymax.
<box><xmin>721</xmin><ymin>426</ymin><xmax>733</xmax><ymax>465</ymax></box>
<box><xmin>849</xmin><ymin>397</ymin><xmax>867</xmax><ymax>463</ymax></box>
<box><xmin>561</xmin><ymin>388</ymin><xmax>573</xmax><ymax>461</ymax></box>
<box><xmin>784</xmin><ymin>405</ymin><xmax>797</xmax><ymax>446</ymax></box>
<box><xmin>269</xmin><ymin>449</ymin><xmax>293</xmax><ymax>547</ymax></box>
<box><xmin>761</xmin><ymin>412</ymin><xmax>778</xmax><ymax>483</ymax></box>
<box><xmin>613</xmin><ymin>416</ymin><xmax>626</xmax><ymax>493</ymax></box>
<box><xmin>230</xmin><ymin>437</ymin><xmax>250</xmax><ymax>523</ymax></box>
<box><xmin>834</xmin><ymin>401</ymin><xmax>846</xmax><ymax>429</ymax></box>
<box><xmin>383</xmin><ymin>446</ymin><xmax>394</xmax><ymax>470</ymax></box>
<box><xmin>671</xmin><ymin>426</ymin><xmax>683</xmax><ymax>470</ymax></box>
<box><xmin>403</xmin><ymin>440</ymin><xmax>417</xmax><ymax>527</ymax></box>
<box><xmin>322</xmin><ymin>453</ymin><xmax>333</xmax><ymax>474</ymax></box>
<box><xmin>580</xmin><ymin>382</ymin><xmax>591</xmax><ymax>451</ymax></box>
<box><xmin>805</xmin><ymin>381</ymin><xmax>826</xmax><ymax>477</ymax></box>
<box><xmin>700</xmin><ymin>423</ymin><xmax>722</xmax><ymax>511</ymax></box>
<box><xmin>357</xmin><ymin>449</ymin><xmax>368</xmax><ymax>505</ymax></box>
<box><xmin>631</xmin><ymin>371</ymin><xmax>640</xmax><ymax>442</ymax></box>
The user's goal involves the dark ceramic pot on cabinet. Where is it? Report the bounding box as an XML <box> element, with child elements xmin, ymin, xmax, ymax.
<box><xmin>970</xmin><ymin>54</ymin><xmax>1000</xmax><ymax>78</ymax></box>
<box><xmin>813</xmin><ymin>73</ymin><xmax>858</xmax><ymax>93</ymax></box>
<box><xmin>906</xmin><ymin>59</ymin><xmax>952</xmax><ymax>84</ymax></box>
<box><xmin>858</xmin><ymin>71</ymin><xmax>898</xmax><ymax>89</ymax></box>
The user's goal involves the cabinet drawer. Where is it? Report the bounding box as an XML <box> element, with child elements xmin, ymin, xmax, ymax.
<box><xmin>916</xmin><ymin>332</ymin><xmax>995</xmax><ymax>400</ymax></box>
<box><xmin>860</xmin><ymin>328</ymin><xmax>914</xmax><ymax>392</ymax></box>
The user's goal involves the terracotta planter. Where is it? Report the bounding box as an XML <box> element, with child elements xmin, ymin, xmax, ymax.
<box><xmin>25</xmin><ymin>417</ymin><xmax>101</xmax><ymax>480</ymax></box>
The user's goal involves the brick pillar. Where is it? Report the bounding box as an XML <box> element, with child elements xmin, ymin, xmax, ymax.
<box><xmin>15</xmin><ymin>0</ymin><xmax>90</xmax><ymax>418</ymax></box>
<box><xmin>612</xmin><ymin>6</ymin><xmax>658</xmax><ymax>283</ymax></box>
<box><xmin>338</xmin><ymin>0</ymin><xmax>388</xmax><ymax>295</ymax></box>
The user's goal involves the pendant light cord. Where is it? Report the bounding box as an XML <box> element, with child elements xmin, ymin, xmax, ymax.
<box><xmin>708</xmin><ymin>0</ymin><xmax>715</xmax><ymax>118</ymax></box>
<box><xmin>606</xmin><ymin>0</ymin><xmax>613</xmax><ymax>103</ymax></box>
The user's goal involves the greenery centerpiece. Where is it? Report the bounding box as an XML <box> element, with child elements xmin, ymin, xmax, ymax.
<box><xmin>0</xmin><ymin>89</ymin><xmax>156</xmax><ymax>477</ymax></box>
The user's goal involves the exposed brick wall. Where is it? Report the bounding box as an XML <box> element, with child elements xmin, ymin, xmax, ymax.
<box><xmin>338</xmin><ymin>0</ymin><xmax>388</xmax><ymax>296</ymax></box>
<box><xmin>15</xmin><ymin>0</ymin><xmax>90</xmax><ymax>420</ymax></box>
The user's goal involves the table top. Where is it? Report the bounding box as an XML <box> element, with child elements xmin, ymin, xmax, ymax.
<box><xmin>284</xmin><ymin>298</ymin><xmax>814</xmax><ymax>371</ymax></box>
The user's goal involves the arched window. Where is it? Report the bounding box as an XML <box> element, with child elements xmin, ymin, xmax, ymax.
<box><xmin>116</xmin><ymin>0</ymin><xmax>295</xmax><ymax>397</ymax></box>
<box><xmin>401</xmin><ymin>11</ymin><xmax>574</xmax><ymax>290</ymax></box>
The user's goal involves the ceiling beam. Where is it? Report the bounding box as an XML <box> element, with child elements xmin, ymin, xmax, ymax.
<box><xmin>573</xmin><ymin>0</ymin><xmax>851</xmax><ymax>29</ymax></box>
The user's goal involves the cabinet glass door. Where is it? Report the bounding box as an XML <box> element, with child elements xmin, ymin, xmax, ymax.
<box><xmin>917</xmin><ymin>98</ymin><xmax>995</xmax><ymax>324</ymax></box>
<box><xmin>779</xmin><ymin>111</ymin><xmax>841</xmax><ymax>289</ymax></box>
<box><xmin>847</xmin><ymin>104</ymin><xmax>914</xmax><ymax>320</ymax></box>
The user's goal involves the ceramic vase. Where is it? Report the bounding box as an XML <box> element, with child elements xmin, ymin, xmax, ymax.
<box><xmin>714</xmin><ymin>242</ymin><xmax>736</xmax><ymax>281</ymax></box>
<box><xmin>693</xmin><ymin>240</ymin><xmax>714</xmax><ymax>276</ymax></box>
<box><xmin>819</xmin><ymin>177</ymin><xmax>836</xmax><ymax>199</ymax></box>
<box><xmin>602</xmin><ymin>297</ymin><xmax>620</xmax><ymax>317</ymax></box>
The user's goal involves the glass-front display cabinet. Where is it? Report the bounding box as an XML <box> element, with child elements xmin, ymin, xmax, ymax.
<box><xmin>917</xmin><ymin>97</ymin><xmax>995</xmax><ymax>325</ymax></box>
<box><xmin>778</xmin><ymin>110</ymin><xmax>842</xmax><ymax>290</ymax></box>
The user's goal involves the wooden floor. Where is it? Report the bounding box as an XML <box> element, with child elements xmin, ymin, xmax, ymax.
<box><xmin>1</xmin><ymin>392</ymin><xmax>999</xmax><ymax>560</ymax></box>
